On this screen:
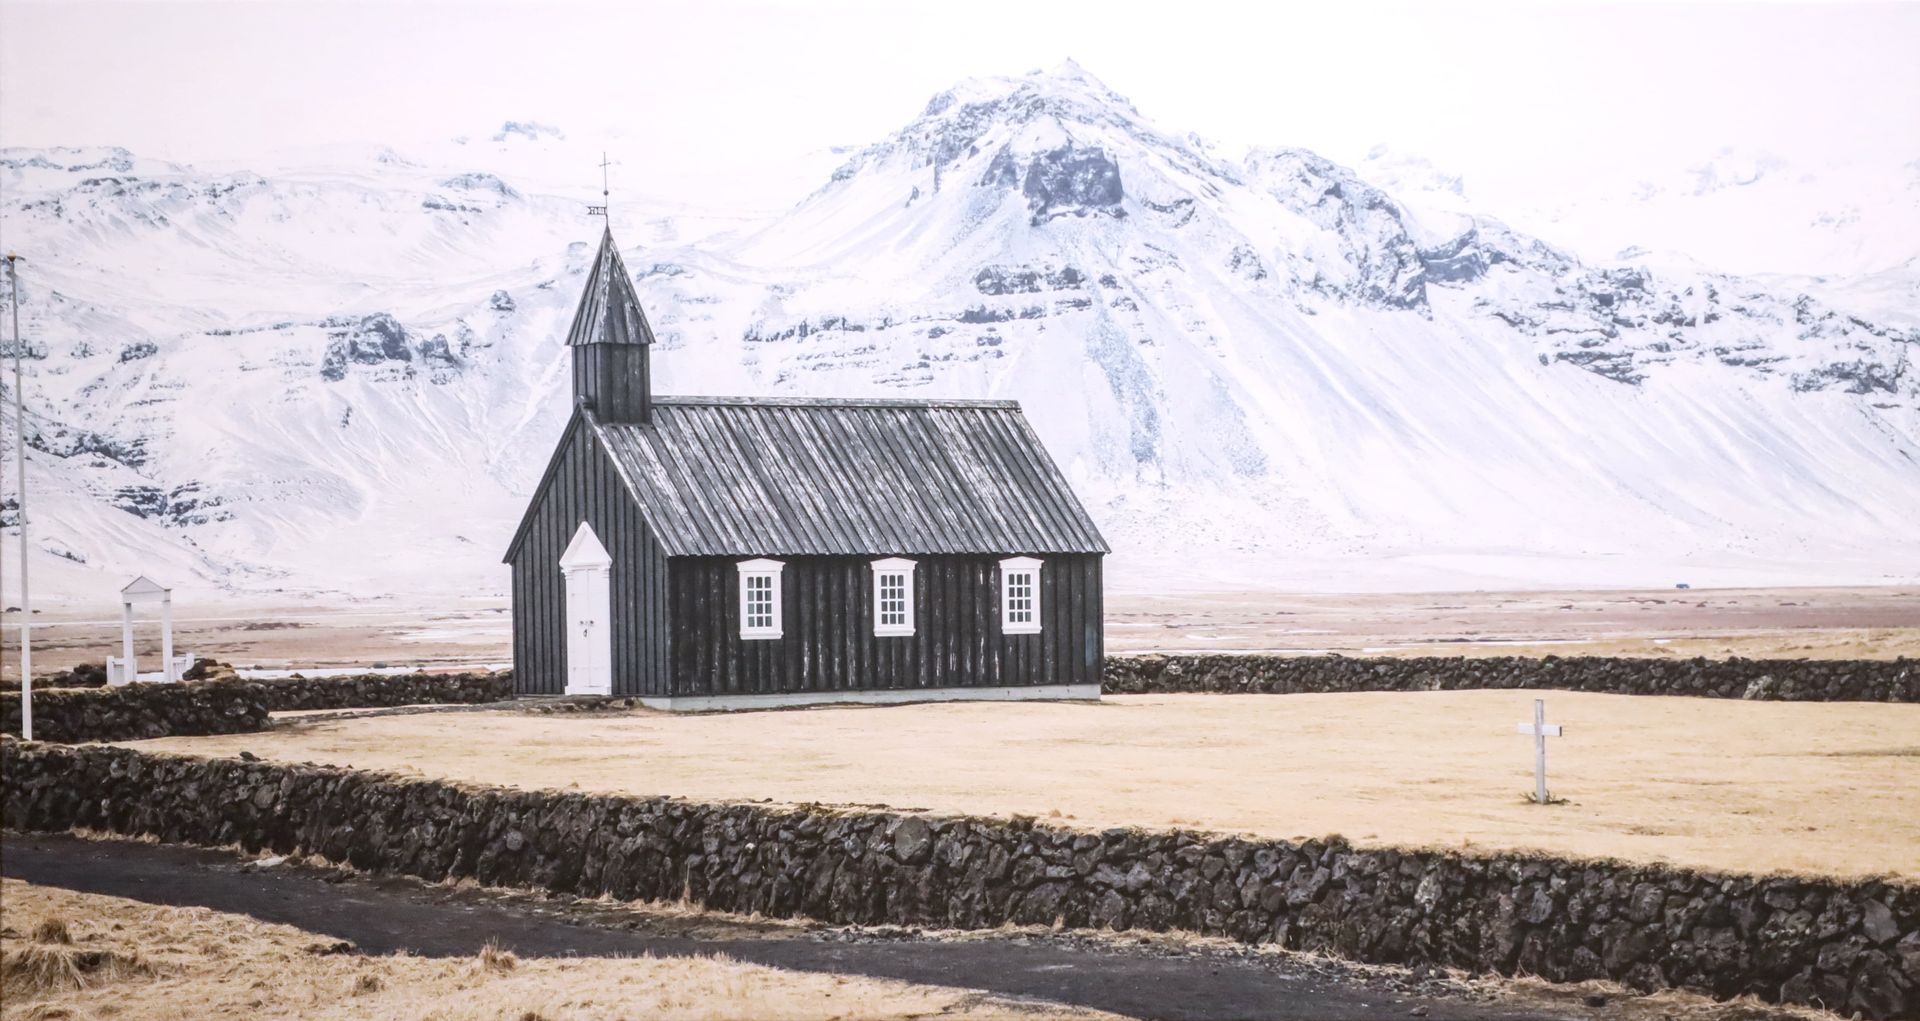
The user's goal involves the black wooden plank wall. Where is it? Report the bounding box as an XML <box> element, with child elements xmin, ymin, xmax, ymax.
<box><xmin>665</xmin><ymin>554</ymin><xmax>1102</xmax><ymax>696</ymax></box>
<box><xmin>573</xmin><ymin>345</ymin><xmax>651</xmax><ymax>423</ymax></box>
<box><xmin>509</xmin><ymin>423</ymin><xmax>669</xmax><ymax>696</ymax></box>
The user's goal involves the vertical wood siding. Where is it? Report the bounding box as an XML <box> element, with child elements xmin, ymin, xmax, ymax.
<box><xmin>665</xmin><ymin>554</ymin><xmax>1102</xmax><ymax>696</ymax></box>
<box><xmin>509</xmin><ymin>423</ymin><xmax>669</xmax><ymax>696</ymax></box>
<box><xmin>572</xmin><ymin>345</ymin><xmax>652</xmax><ymax>424</ymax></box>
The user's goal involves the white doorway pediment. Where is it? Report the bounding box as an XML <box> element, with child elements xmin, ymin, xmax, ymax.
<box><xmin>559</xmin><ymin>522</ymin><xmax>613</xmax><ymax>572</ymax></box>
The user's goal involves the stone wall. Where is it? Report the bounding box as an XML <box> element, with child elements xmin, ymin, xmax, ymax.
<box><xmin>0</xmin><ymin>671</ymin><xmax>511</xmax><ymax>742</ymax></box>
<box><xmin>4</xmin><ymin>740</ymin><xmax>1914</xmax><ymax>1018</ymax></box>
<box><xmin>1104</xmin><ymin>655</ymin><xmax>1919</xmax><ymax>702</ymax></box>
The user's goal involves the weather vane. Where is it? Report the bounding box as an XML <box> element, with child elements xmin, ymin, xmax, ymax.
<box><xmin>586</xmin><ymin>152</ymin><xmax>610</xmax><ymax>219</ymax></box>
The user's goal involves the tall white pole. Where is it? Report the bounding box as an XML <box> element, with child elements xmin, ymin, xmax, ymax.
<box><xmin>7</xmin><ymin>254</ymin><xmax>28</xmax><ymax>741</ymax></box>
<box><xmin>160</xmin><ymin>594</ymin><xmax>175</xmax><ymax>682</ymax></box>
<box><xmin>120</xmin><ymin>600</ymin><xmax>134</xmax><ymax>684</ymax></box>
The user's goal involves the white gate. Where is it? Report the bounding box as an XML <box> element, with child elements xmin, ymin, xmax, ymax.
<box><xmin>559</xmin><ymin>522</ymin><xmax>613</xmax><ymax>696</ymax></box>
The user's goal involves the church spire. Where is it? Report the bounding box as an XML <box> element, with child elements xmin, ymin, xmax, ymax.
<box><xmin>566</xmin><ymin>227</ymin><xmax>655</xmax><ymax>348</ymax></box>
<box><xmin>567</xmin><ymin>228</ymin><xmax>655</xmax><ymax>423</ymax></box>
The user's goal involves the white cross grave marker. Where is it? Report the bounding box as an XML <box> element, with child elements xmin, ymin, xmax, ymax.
<box><xmin>1515</xmin><ymin>698</ymin><xmax>1564</xmax><ymax>804</ymax></box>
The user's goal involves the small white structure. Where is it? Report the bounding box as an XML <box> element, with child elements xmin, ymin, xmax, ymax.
<box><xmin>1516</xmin><ymin>698</ymin><xmax>1566</xmax><ymax>804</ymax></box>
<box><xmin>106</xmin><ymin>576</ymin><xmax>190</xmax><ymax>685</ymax></box>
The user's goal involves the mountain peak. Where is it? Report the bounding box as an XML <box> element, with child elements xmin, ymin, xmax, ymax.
<box><xmin>1038</xmin><ymin>57</ymin><xmax>1097</xmax><ymax>85</ymax></box>
<box><xmin>837</xmin><ymin>61</ymin><xmax>1161</xmax><ymax>192</ymax></box>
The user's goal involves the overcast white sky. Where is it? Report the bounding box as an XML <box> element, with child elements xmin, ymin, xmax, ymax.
<box><xmin>3</xmin><ymin>0</ymin><xmax>1916</xmax><ymax>207</ymax></box>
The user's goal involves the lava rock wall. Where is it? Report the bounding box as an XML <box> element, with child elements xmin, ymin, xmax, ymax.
<box><xmin>4</xmin><ymin>740</ymin><xmax>1914</xmax><ymax>1018</ymax></box>
<box><xmin>1104</xmin><ymin>655</ymin><xmax>1918</xmax><ymax>702</ymax></box>
<box><xmin>0</xmin><ymin>671</ymin><xmax>510</xmax><ymax>742</ymax></box>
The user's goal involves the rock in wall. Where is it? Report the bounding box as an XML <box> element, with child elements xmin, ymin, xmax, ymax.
<box><xmin>1104</xmin><ymin>655</ymin><xmax>1918</xmax><ymax>702</ymax></box>
<box><xmin>4</xmin><ymin>740</ymin><xmax>1914</xmax><ymax>1019</ymax></box>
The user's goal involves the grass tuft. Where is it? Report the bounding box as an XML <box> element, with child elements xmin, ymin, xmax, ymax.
<box><xmin>476</xmin><ymin>938</ymin><xmax>517</xmax><ymax>974</ymax></box>
<box><xmin>1</xmin><ymin>943</ymin><xmax>152</xmax><ymax>996</ymax></box>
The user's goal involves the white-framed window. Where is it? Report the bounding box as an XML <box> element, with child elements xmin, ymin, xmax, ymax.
<box><xmin>999</xmin><ymin>556</ymin><xmax>1042</xmax><ymax>634</ymax></box>
<box><xmin>736</xmin><ymin>558</ymin><xmax>784</xmax><ymax>639</ymax></box>
<box><xmin>870</xmin><ymin>557</ymin><xmax>917</xmax><ymax>637</ymax></box>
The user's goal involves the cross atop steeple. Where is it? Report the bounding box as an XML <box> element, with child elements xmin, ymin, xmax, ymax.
<box><xmin>587</xmin><ymin>152</ymin><xmax>612</xmax><ymax>219</ymax></box>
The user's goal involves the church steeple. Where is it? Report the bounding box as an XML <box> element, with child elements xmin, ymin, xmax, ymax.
<box><xmin>567</xmin><ymin>228</ymin><xmax>655</xmax><ymax>423</ymax></box>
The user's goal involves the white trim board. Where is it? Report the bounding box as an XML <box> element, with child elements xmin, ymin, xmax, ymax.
<box><xmin>633</xmin><ymin>684</ymin><xmax>1101</xmax><ymax>713</ymax></box>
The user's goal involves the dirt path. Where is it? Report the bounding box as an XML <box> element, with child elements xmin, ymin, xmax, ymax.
<box><xmin>0</xmin><ymin>832</ymin><xmax>1608</xmax><ymax>1021</ymax></box>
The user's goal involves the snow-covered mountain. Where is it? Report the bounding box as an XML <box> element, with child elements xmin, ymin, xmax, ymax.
<box><xmin>1357</xmin><ymin>143</ymin><xmax>1920</xmax><ymax>286</ymax></box>
<box><xmin>5</xmin><ymin>62</ymin><xmax>1917</xmax><ymax>601</ymax></box>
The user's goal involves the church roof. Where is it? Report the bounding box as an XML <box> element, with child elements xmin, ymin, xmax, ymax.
<box><xmin>589</xmin><ymin>396</ymin><xmax>1109</xmax><ymax>557</ymax></box>
<box><xmin>566</xmin><ymin>228</ymin><xmax>655</xmax><ymax>347</ymax></box>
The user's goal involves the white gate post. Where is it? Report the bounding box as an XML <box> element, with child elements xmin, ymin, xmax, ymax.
<box><xmin>120</xmin><ymin>598</ymin><xmax>135</xmax><ymax>683</ymax></box>
<box><xmin>160</xmin><ymin>593</ymin><xmax>175</xmax><ymax>682</ymax></box>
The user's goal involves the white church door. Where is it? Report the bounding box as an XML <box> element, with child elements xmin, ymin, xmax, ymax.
<box><xmin>560</xmin><ymin>522</ymin><xmax>614</xmax><ymax>696</ymax></box>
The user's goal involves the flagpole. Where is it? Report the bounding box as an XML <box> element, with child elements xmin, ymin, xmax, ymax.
<box><xmin>7</xmin><ymin>253</ymin><xmax>28</xmax><ymax>741</ymax></box>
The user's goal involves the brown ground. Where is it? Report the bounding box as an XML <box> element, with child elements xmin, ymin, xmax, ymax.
<box><xmin>131</xmin><ymin>691</ymin><xmax>1920</xmax><ymax>881</ymax></box>
<box><xmin>0</xmin><ymin>879</ymin><xmax>1118</xmax><ymax>1021</ymax></box>
<box><xmin>8</xmin><ymin>585</ymin><xmax>1917</xmax><ymax>679</ymax></box>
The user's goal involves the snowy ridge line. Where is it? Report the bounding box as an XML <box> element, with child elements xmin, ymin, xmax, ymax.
<box><xmin>2</xmin><ymin>65</ymin><xmax>1917</xmax><ymax>599</ymax></box>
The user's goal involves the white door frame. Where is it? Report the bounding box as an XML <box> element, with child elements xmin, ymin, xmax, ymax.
<box><xmin>559</xmin><ymin>522</ymin><xmax>613</xmax><ymax>696</ymax></box>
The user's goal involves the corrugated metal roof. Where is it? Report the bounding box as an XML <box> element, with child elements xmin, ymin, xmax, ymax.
<box><xmin>592</xmin><ymin>396</ymin><xmax>1109</xmax><ymax>557</ymax></box>
<box><xmin>566</xmin><ymin>228</ymin><xmax>655</xmax><ymax>347</ymax></box>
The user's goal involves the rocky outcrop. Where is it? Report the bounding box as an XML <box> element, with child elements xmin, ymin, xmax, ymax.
<box><xmin>100</xmin><ymin>480</ymin><xmax>228</xmax><ymax>526</ymax></box>
<box><xmin>973</xmin><ymin>264</ymin><xmax>1085</xmax><ymax>295</ymax></box>
<box><xmin>4</xmin><ymin>741</ymin><xmax>1914</xmax><ymax>1019</ymax></box>
<box><xmin>1102</xmin><ymin>655</ymin><xmax>1918</xmax><ymax>702</ymax></box>
<box><xmin>1022</xmin><ymin>145</ymin><xmax>1125</xmax><ymax>224</ymax></box>
<box><xmin>1245</xmin><ymin>148</ymin><xmax>1429</xmax><ymax>311</ymax></box>
<box><xmin>319</xmin><ymin>313</ymin><xmax>414</xmax><ymax>381</ymax></box>
<box><xmin>440</xmin><ymin>172</ymin><xmax>519</xmax><ymax>200</ymax></box>
<box><xmin>0</xmin><ymin>670</ymin><xmax>511</xmax><ymax>742</ymax></box>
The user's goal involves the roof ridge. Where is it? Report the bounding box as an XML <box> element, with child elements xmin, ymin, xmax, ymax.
<box><xmin>589</xmin><ymin>397</ymin><xmax>1110</xmax><ymax>556</ymax></box>
<box><xmin>650</xmin><ymin>394</ymin><xmax>1021</xmax><ymax>410</ymax></box>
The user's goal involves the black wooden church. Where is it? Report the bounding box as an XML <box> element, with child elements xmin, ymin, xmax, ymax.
<box><xmin>504</xmin><ymin>230</ymin><xmax>1108</xmax><ymax>709</ymax></box>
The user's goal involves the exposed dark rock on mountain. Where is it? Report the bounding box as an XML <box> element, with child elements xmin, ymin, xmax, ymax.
<box><xmin>1795</xmin><ymin>359</ymin><xmax>1907</xmax><ymax>395</ymax></box>
<box><xmin>973</xmin><ymin>264</ymin><xmax>1086</xmax><ymax>294</ymax></box>
<box><xmin>319</xmin><ymin>313</ymin><xmax>415</xmax><ymax>381</ymax></box>
<box><xmin>1247</xmin><ymin>149</ymin><xmax>1430</xmax><ymax>311</ymax></box>
<box><xmin>1022</xmin><ymin>145</ymin><xmax>1126</xmax><ymax>223</ymax></box>
<box><xmin>40</xmin><ymin>429</ymin><xmax>148</xmax><ymax>469</ymax></box>
<box><xmin>440</xmin><ymin>172</ymin><xmax>519</xmax><ymax>199</ymax></box>
<box><xmin>106</xmin><ymin>481</ymin><xmax>229</xmax><ymax>525</ymax></box>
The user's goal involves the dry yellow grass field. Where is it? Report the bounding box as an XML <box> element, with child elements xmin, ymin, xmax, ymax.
<box><xmin>132</xmin><ymin>691</ymin><xmax>1920</xmax><ymax>880</ymax></box>
<box><xmin>0</xmin><ymin>879</ymin><xmax>1119</xmax><ymax>1021</ymax></box>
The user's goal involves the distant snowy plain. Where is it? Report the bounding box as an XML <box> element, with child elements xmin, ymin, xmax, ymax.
<box><xmin>3</xmin><ymin>64</ymin><xmax>1916</xmax><ymax>602</ymax></box>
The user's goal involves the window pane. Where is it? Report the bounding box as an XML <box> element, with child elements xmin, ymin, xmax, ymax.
<box><xmin>744</xmin><ymin>574</ymin><xmax>774</xmax><ymax>630</ymax></box>
<box><xmin>1006</xmin><ymin>571</ymin><xmax>1035</xmax><ymax>624</ymax></box>
<box><xmin>877</xmin><ymin>571</ymin><xmax>908</xmax><ymax>628</ymax></box>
